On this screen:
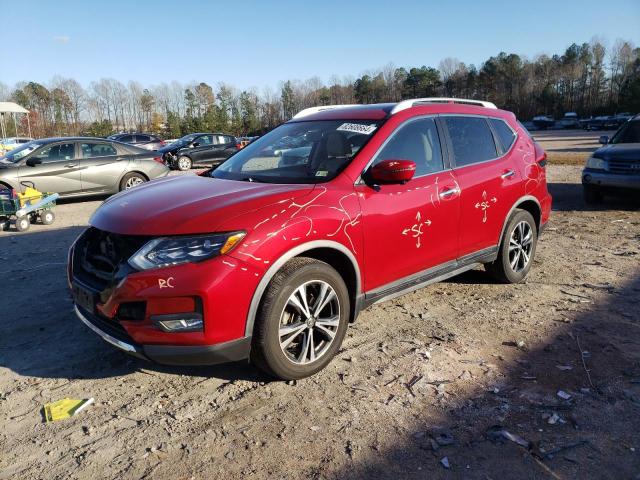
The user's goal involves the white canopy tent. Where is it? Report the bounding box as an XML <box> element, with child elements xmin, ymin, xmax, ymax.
<box><xmin>0</xmin><ymin>102</ymin><xmax>32</xmax><ymax>140</ymax></box>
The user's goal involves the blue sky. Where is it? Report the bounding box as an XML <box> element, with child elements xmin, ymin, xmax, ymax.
<box><xmin>2</xmin><ymin>0</ymin><xmax>639</xmax><ymax>89</ymax></box>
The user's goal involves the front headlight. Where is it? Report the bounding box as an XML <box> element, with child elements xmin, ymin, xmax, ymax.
<box><xmin>585</xmin><ymin>156</ymin><xmax>607</xmax><ymax>170</ymax></box>
<box><xmin>129</xmin><ymin>232</ymin><xmax>245</xmax><ymax>271</ymax></box>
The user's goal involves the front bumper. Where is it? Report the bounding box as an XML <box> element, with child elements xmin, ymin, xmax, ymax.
<box><xmin>582</xmin><ymin>170</ymin><xmax>640</xmax><ymax>190</ymax></box>
<box><xmin>75</xmin><ymin>305</ymin><xmax>252</xmax><ymax>365</ymax></box>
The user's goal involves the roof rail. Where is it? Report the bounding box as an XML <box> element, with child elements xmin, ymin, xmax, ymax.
<box><xmin>390</xmin><ymin>97</ymin><xmax>497</xmax><ymax>115</ymax></box>
<box><xmin>292</xmin><ymin>104</ymin><xmax>359</xmax><ymax>119</ymax></box>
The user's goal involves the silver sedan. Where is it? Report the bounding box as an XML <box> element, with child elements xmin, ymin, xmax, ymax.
<box><xmin>0</xmin><ymin>137</ymin><xmax>169</xmax><ymax>197</ymax></box>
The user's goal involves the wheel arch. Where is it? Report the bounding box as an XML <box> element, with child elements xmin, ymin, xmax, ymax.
<box><xmin>244</xmin><ymin>240</ymin><xmax>362</xmax><ymax>337</ymax></box>
<box><xmin>498</xmin><ymin>195</ymin><xmax>542</xmax><ymax>243</ymax></box>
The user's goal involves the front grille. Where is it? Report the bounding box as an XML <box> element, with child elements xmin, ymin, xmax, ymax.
<box><xmin>73</xmin><ymin>227</ymin><xmax>149</xmax><ymax>293</ymax></box>
<box><xmin>609</xmin><ymin>159</ymin><xmax>640</xmax><ymax>175</ymax></box>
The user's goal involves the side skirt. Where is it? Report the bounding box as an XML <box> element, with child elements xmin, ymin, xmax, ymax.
<box><xmin>358</xmin><ymin>246</ymin><xmax>498</xmax><ymax>312</ymax></box>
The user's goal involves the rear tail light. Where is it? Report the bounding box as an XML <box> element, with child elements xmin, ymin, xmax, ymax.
<box><xmin>236</xmin><ymin>143</ymin><xmax>243</xmax><ymax>149</ymax></box>
<box><xmin>153</xmin><ymin>156</ymin><xmax>164</xmax><ymax>164</ymax></box>
<box><xmin>160</xmin><ymin>140</ymin><xmax>166</xmax><ymax>146</ymax></box>
<box><xmin>534</xmin><ymin>142</ymin><xmax>547</xmax><ymax>167</ymax></box>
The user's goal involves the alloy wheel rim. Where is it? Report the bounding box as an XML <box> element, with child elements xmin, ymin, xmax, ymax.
<box><xmin>179</xmin><ymin>158</ymin><xmax>190</xmax><ymax>170</ymax></box>
<box><xmin>125</xmin><ymin>177</ymin><xmax>144</xmax><ymax>189</ymax></box>
<box><xmin>508</xmin><ymin>220</ymin><xmax>533</xmax><ymax>273</ymax></box>
<box><xmin>279</xmin><ymin>280</ymin><xmax>340</xmax><ymax>365</ymax></box>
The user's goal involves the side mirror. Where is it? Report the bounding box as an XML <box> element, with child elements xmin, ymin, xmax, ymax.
<box><xmin>366</xmin><ymin>159</ymin><xmax>416</xmax><ymax>186</ymax></box>
<box><xmin>26</xmin><ymin>157</ymin><xmax>42</xmax><ymax>167</ymax></box>
<box><xmin>191</xmin><ymin>142</ymin><xmax>200</xmax><ymax>148</ymax></box>
<box><xmin>598</xmin><ymin>135</ymin><xmax>609</xmax><ymax>145</ymax></box>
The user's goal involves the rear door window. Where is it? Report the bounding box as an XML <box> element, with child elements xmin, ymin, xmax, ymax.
<box><xmin>373</xmin><ymin>117</ymin><xmax>444</xmax><ymax>176</ymax></box>
<box><xmin>444</xmin><ymin>116</ymin><xmax>497</xmax><ymax>167</ymax></box>
<box><xmin>135</xmin><ymin>135</ymin><xmax>151</xmax><ymax>143</ymax></box>
<box><xmin>81</xmin><ymin>143</ymin><xmax>118</xmax><ymax>158</ymax></box>
<box><xmin>118</xmin><ymin>135</ymin><xmax>134</xmax><ymax>143</ymax></box>
<box><xmin>489</xmin><ymin>118</ymin><xmax>516</xmax><ymax>152</ymax></box>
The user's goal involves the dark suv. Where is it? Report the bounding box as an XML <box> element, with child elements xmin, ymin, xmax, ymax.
<box><xmin>107</xmin><ymin>133</ymin><xmax>164</xmax><ymax>151</ymax></box>
<box><xmin>582</xmin><ymin>115</ymin><xmax>640</xmax><ymax>203</ymax></box>
<box><xmin>158</xmin><ymin>133</ymin><xmax>240</xmax><ymax>171</ymax></box>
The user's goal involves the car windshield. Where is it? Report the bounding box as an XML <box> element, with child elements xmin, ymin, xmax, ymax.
<box><xmin>212</xmin><ymin>120</ymin><xmax>381</xmax><ymax>184</ymax></box>
<box><xmin>1</xmin><ymin>141</ymin><xmax>44</xmax><ymax>163</ymax></box>
<box><xmin>610</xmin><ymin>121</ymin><xmax>640</xmax><ymax>144</ymax></box>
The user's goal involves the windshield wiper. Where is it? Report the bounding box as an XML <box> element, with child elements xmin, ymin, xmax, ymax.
<box><xmin>240</xmin><ymin>176</ymin><xmax>267</xmax><ymax>183</ymax></box>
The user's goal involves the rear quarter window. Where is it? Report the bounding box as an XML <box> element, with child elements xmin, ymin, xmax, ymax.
<box><xmin>444</xmin><ymin>116</ymin><xmax>497</xmax><ymax>167</ymax></box>
<box><xmin>489</xmin><ymin>118</ymin><xmax>517</xmax><ymax>152</ymax></box>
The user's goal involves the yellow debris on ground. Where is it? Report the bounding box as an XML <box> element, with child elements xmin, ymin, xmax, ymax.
<box><xmin>43</xmin><ymin>398</ymin><xmax>94</xmax><ymax>423</ymax></box>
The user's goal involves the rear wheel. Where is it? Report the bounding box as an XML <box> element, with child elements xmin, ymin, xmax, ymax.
<box><xmin>40</xmin><ymin>210</ymin><xmax>55</xmax><ymax>225</ymax></box>
<box><xmin>251</xmin><ymin>258</ymin><xmax>350</xmax><ymax>380</ymax></box>
<box><xmin>583</xmin><ymin>185</ymin><xmax>603</xmax><ymax>205</ymax></box>
<box><xmin>120</xmin><ymin>172</ymin><xmax>146</xmax><ymax>191</ymax></box>
<box><xmin>15</xmin><ymin>216</ymin><xmax>30</xmax><ymax>232</ymax></box>
<box><xmin>177</xmin><ymin>156</ymin><xmax>192</xmax><ymax>171</ymax></box>
<box><xmin>486</xmin><ymin>209</ymin><xmax>537</xmax><ymax>284</ymax></box>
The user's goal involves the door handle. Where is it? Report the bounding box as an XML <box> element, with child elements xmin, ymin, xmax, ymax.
<box><xmin>501</xmin><ymin>169</ymin><xmax>515</xmax><ymax>179</ymax></box>
<box><xmin>439</xmin><ymin>187</ymin><xmax>460</xmax><ymax>199</ymax></box>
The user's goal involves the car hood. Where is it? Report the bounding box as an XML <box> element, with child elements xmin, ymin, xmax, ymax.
<box><xmin>0</xmin><ymin>159</ymin><xmax>16</xmax><ymax>168</ymax></box>
<box><xmin>157</xmin><ymin>142</ymin><xmax>185</xmax><ymax>154</ymax></box>
<box><xmin>90</xmin><ymin>175</ymin><xmax>315</xmax><ymax>236</ymax></box>
<box><xmin>593</xmin><ymin>143</ymin><xmax>640</xmax><ymax>161</ymax></box>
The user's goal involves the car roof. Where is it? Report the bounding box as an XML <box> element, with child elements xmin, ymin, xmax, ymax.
<box><xmin>288</xmin><ymin>98</ymin><xmax>514</xmax><ymax>122</ymax></box>
<box><xmin>31</xmin><ymin>137</ymin><xmax>120</xmax><ymax>143</ymax></box>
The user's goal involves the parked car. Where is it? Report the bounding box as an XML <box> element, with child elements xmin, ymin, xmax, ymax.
<box><xmin>158</xmin><ymin>133</ymin><xmax>240</xmax><ymax>171</ymax></box>
<box><xmin>0</xmin><ymin>137</ymin><xmax>33</xmax><ymax>155</ymax></box>
<box><xmin>582</xmin><ymin>114</ymin><xmax>640</xmax><ymax>203</ymax></box>
<box><xmin>585</xmin><ymin>116</ymin><xmax>612</xmax><ymax>131</ymax></box>
<box><xmin>107</xmin><ymin>133</ymin><xmax>164</xmax><ymax>151</ymax></box>
<box><xmin>532</xmin><ymin>115</ymin><xmax>555</xmax><ymax>130</ymax></box>
<box><xmin>0</xmin><ymin>137</ymin><xmax>169</xmax><ymax>197</ymax></box>
<box><xmin>68</xmin><ymin>98</ymin><xmax>551</xmax><ymax>380</ymax></box>
<box><xmin>558</xmin><ymin>113</ymin><xmax>580</xmax><ymax>129</ymax></box>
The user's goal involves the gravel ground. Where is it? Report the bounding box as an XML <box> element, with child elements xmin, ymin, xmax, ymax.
<box><xmin>1</xmin><ymin>164</ymin><xmax>639</xmax><ymax>479</ymax></box>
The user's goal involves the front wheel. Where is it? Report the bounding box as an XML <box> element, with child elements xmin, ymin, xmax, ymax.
<box><xmin>251</xmin><ymin>258</ymin><xmax>350</xmax><ymax>380</ymax></box>
<box><xmin>15</xmin><ymin>216</ymin><xmax>30</xmax><ymax>232</ymax></box>
<box><xmin>177</xmin><ymin>156</ymin><xmax>192</xmax><ymax>171</ymax></box>
<box><xmin>486</xmin><ymin>209</ymin><xmax>537</xmax><ymax>284</ymax></box>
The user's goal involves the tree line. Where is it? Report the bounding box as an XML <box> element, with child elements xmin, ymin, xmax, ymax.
<box><xmin>1</xmin><ymin>38</ymin><xmax>638</xmax><ymax>140</ymax></box>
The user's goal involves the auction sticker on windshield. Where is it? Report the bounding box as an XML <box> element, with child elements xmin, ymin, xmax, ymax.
<box><xmin>337</xmin><ymin>123</ymin><xmax>378</xmax><ymax>135</ymax></box>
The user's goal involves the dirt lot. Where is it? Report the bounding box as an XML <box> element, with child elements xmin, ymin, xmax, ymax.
<box><xmin>1</xmin><ymin>156</ymin><xmax>639</xmax><ymax>478</ymax></box>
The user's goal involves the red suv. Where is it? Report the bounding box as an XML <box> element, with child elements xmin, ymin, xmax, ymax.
<box><xmin>68</xmin><ymin>98</ymin><xmax>551</xmax><ymax>380</ymax></box>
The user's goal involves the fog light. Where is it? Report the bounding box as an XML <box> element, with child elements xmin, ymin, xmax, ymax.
<box><xmin>152</xmin><ymin>313</ymin><xmax>203</xmax><ymax>332</ymax></box>
<box><xmin>583</xmin><ymin>174</ymin><xmax>591</xmax><ymax>184</ymax></box>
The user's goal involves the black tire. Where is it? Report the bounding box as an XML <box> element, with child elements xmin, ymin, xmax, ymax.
<box><xmin>0</xmin><ymin>219</ymin><xmax>9</xmax><ymax>231</ymax></box>
<box><xmin>177</xmin><ymin>156</ymin><xmax>192</xmax><ymax>171</ymax></box>
<box><xmin>486</xmin><ymin>209</ymin><xmax>537</xmax><ymax>284</ymax></box>
<box><xmin>15</xmin><ymin>216</ymin><xmax>30</xmax><ymax>232</ymax></box>
<box><xmin>119</xmin><ymin>172</ymin><xmax>147</xmax><ymax>191</ymax></box>
<box><xmin>583</xmin><ymin>185</ymin><xmax>603</xmax><ymax>205</ymax></box>
<box><xmin>40</xmin><ymin>210</ymin><xmax>55</xmax><ymax>225</ymax></box>
<box><xmin>251</xmin><ymin>257</ymin><xmax>350</xmax><ymax>380</ymax></box>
